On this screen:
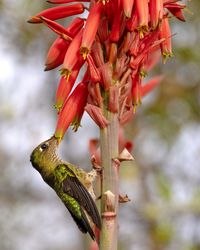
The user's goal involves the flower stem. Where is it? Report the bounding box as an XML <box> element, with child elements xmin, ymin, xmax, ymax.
<box><xmin>99</xmin><ymin>111</ymin><xmax>119</xmax><ymax>250</ymax></box>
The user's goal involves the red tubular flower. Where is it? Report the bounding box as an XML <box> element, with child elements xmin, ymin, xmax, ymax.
<box><xmin>99</xmin><ymin>62</ymin><xmax>113</xmax><ymax>91</ymax></box>
<box><xmin>55</xmin><ymin>61</ymin><xmax>83</xmax><ymax>111</ymax></box>
<box><xmin>109</xmin><ymin>0</ymin><xmax>122</xmax><ymax>42</ymax></box>
<box><xmin>113</xmin><ymin>54</ymin><xmax>127</xmax><ymax>80</ymax></box>
<box><xmin>91</xmin><ymin>41</ymin><xmax>104</xmax><ymax>67</ymax></box>
<box><xmin>119</xmin><ymin>32</ymin><xmax>135</xmax><ymax>54</ymax></box>
<box><xmin>159</xmin><ymin>16</ymin><xmax>173</xmax><ymax>62</ymax></box>
<box><xmin>28</xmin><ymin>4</ymin><xmax>85</xmax><ymax>23</ymax></box>
<box><xmin>85</xmin><ymin>104</ymin><xmax>110</xmax><ymax>129</ymax></box>
<box><xmin>149</xmin><ymin>0</ymin><xmax>163</xmax><ymax>29</ymax></box>
<box><xmin>40</xmin><ymin>17</ymin><xmax>72</xmax><ymax>40</ymax></box>
<box><xmin>45</xmin><ymin>37</ymin><xmax>69</xmax><ymax>71</ymax></box>
<box><xmin>66</xmin><ymin>17</ymin><xmax>85</xmax><ymax>37</ymax></box>
<box><xmin>126</xmin><ymin>7</ymin><xmax>138</xmax><ymax>32</ymax></box>
<box><xmin>88</xmin><ymin>82</ymin><xmax>103</xmax><ymax>107</ymax></box>
<box><xmin>135</xmin><ymin>0</ymin><xmax>149</xmax><ymax>37</ymax></box>
<box><xmin>86</xmin><ymin>54</ymin><xmax>101</xmax><ymax>83</ymax></box>
<box><xmin>62</xmin><ymin>29</ymin><xmax>84</xmax><ymax>80</ymax></box>
<box><xmin>45</xmin><ymin>18</ymin><xmax>84</xmax><ymax>71</ymax></box>
<box><xmin>122</xmin><ymin>0</ymin><xmax>134</xmax><ymax>18</ymax></box>
<box><xmin>54</xmin><ymin>82</ymin><xmax>88</xmax><ymax>140</ymax></box>
<box><xmin>55</xmin><ymin>76</ymin><xmax>73</xmax><ymax>111</ymax></box>
<box><xmin>164</xmin><ymin>2</ymin><xmax>186</xmax><ymax>22</ymax></box>
<box><xmin>108</xmin><ymin>86</ymin><xmax>119</xmax><ymax>113</ymax></box>
<box><xmin>80</xmin><ymin>2</ymin><xmax>103</xmax><ymax>59</ymax></box>
<box><xmin>97</xmin><ymin>16</ymin><xmax>109</xmax><ymax>42</ymax></box>
<box><xmin>129</xmin><ymin>32</ymin><xmax>140</xmax><ymax>56</ymax></box>
<box><xmin>48</xmin><ymin>0</ymin><xmax>89</xmax><ymax>4</ymax></box>
<box><xmin>132</xmin><ymin>74</ymin><xmax>142</xmax><ymax>110</ymax></box>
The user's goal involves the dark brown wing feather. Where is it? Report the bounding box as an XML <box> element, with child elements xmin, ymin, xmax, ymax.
<box><xmin>67</xmin><ymin>207</ymin><xmax>95</xmax><ymax>240</ymax></box>
<box><xmin>62</xmin><ymin>165</ymin><xmax>101</xmax><ymax>230</ymax></box>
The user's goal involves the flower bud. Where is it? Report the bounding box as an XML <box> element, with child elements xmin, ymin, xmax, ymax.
<box><xmin>28</xmin><ymin>4</ymin><xmax>85</xmax><ymax>23</ymax></box>
<box><xmin>55</xmin><ymin>82</ymin><xmax>88</xmax><ymax>140</ymax></box>
<box><xmin>80</xmin><ymin>2</ymin><xmax>103</xmax><ymax>59</ymax></box>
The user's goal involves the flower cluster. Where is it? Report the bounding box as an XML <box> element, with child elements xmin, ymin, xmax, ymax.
<box><xmin>28</xmin><ymin>0</ymin><xmax>186</xmax><ymax>140</ymax></box>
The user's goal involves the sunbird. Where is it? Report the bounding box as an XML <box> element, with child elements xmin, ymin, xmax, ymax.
<box><xmin>30</xmin><ymin>136</ymin><xmax>101</xmax><ymax>240</ymax></box>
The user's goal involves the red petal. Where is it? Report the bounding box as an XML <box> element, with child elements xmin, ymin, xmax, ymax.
<box><xmin>81</xmin><ymin>2</ymin><xmax>103</xmax><ymax>58</ymax></box>
<box><xmin>48</xmin><ymin>0</ymin><xmax>89</xmax><ymax>4</ymax></box>
<box><xmin>63</xmin><ymin>29</ymin><xmax>83</xmax><ymax>76</ymax></box>
<box><xmin>45</xmin><ymin>37</ymin><xmax>69</xmax><ymax>71</ymax></box>
<box><xmin>28</xmin><ymin>4</ymin><xmax>84</xmax><ymax>23</ymax></box>
<box><xmin>55</xmin><ymin>82</ymin><xmax>88</xmax><ymax>139</ymax></box>
<box><xmin>86</xmin><ymin>54</ymin><xmax>101</xmax><ymax>83</ymax></box>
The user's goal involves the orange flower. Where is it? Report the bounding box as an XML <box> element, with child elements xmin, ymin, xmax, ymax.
<box><xmin>132</xmin><ymin>74</ymin><xmax>141</xmax><ymax>110</ymax></box>
<box><xmin>28</xmin><ymin>4</ymin><xmax>85</xmax><ymax>23</ymax></box>
<box><xmin>55</xmin><ymin>60</ymin><xmax>83</xmax><ymax>111</ymax></box>
<box><xmin>40</xmin><ymin>17</ymin><xmax>72</xmax><ymax>40</ymax></box>
<box><xmin>149</xmin><ymin>0</ymin><xmax>163</xmax><ymax>29</ymax></box>
<box><xmin>122</xmin><ymin>0</ymin><xmax>134</xmax><ymax>18</ymax></box>
<box><xmin>44</xmin><ymin>18</ymin><xmax>84</xmax><ymax>71</ymax></box>
<box><xmin>62</xmin><ymin>29</ymin><xmax>84</xmax><ymax>80</ymax></box>
<box><xmin>54</xmin><ymin>82</ymin><xmax>88</xmax><ymax>140</ymax></box>
<box><xmin>109</xmin><ymin>0</ymin><xmax>122</xmax><ymax>42</ymax></box>
<box><xmin>66</xmin><ymin>17</ymin><xmax>85</xmax><ymax>37</ymax></box>
<box><xmin>86</xmin><ymin>54</ymin><xmax>101</xmax><ymax>83</ymax></box>
<box><xmin>159</xmin><ymin>16</ymin><xmax>173</xmax><ymax>62</ymax></box>
<box><xmin>80</xmin><ymin>2</ymin><xmax>103</xmax><ymax>59</ymax></box>
<box><xmin>45</xmin><ymin>37</ymin><xmax>69</xmax><ymax>71</ymax></box>
<box><xmin>48</xmin><ymin>0</ymin><xmax>89</xmax><ymax>3</ymax></box>
<box><xmin>85</xmin><ymin>104</ymin><xmax>110</xmax><ymax>129</ymax></box>
<box><xmin>164</xmin><ymin>1</ymin><xmax>186</xmax><ymax>22</ymax></box>
<box><xmin>135</xmin><ymin>0</ymin><xmax>149</xmax><ymax>37</ymax></box>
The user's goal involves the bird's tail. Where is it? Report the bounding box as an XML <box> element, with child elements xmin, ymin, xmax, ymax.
<box><xmin>67</xmin><ymin>207</ymin><xmax>95</xmax><ymax>240</ymax></box>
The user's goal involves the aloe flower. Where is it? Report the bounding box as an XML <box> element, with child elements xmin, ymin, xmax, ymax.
<box><xmin>55</xmin><ymin>81</ymin><xmax>88</xmax><ymax>139</ymax></box>
<box><xmin>44</xmin><ymin>17</ymin><xmax>84</xmax><ymax>71</ymax></box>
<box><xmin>29</xmin><ymin>0</ymin><xmax>187</xmax><ymax>248</ymax></box>
<box><xmin>28</xmin><ymin>4</ymin><xmax>84</xmax><ymax>23</ymax></box>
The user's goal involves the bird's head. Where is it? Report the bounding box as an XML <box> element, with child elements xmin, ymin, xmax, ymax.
<box><xmin>30</xmin><ymin>136</ymin><xmax>59</xmax><ymax>175</ymax></box>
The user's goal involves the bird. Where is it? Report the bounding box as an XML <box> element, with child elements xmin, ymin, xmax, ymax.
<box><xmin>30</xmin><ymin>136</ymin><xmax>101</xmax><ymax>240</ymax></box>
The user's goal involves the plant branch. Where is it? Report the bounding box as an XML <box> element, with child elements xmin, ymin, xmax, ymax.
<box><xmin>99</xmin><ymin>111</ymin><xmax>119</xmax><ymax>250</ymax></box>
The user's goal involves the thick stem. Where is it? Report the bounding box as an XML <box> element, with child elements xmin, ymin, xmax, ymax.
<box><xmin>99</xmin><ymin>111</ymin><xmax>119</xmax><ymax>250</ymax></box>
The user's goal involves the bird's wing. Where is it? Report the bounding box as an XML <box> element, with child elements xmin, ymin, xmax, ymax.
<box><xmin>57</xmin><ymin>164</ymin><xmax>101</xmax><ymax>229</ymax></box>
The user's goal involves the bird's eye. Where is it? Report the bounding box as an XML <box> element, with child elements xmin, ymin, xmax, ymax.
<box><xmin>40</xmin><ymin>143</ymin><xmax>48</xmax><ymax>151</ymax></box>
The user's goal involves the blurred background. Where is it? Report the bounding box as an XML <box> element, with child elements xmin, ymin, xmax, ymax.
<box><xmin>0</xmin><ymin>1</ymin><xmax>200</xmax><ymax>250</ymax></box>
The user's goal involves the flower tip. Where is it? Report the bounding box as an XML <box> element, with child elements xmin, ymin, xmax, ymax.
<box><xmin>54</xmin><ymin>103</ymin><xmax>62</xmax><ymax>113</ymax></box>
<box><xmin>162</xmin><ymin>52</ymin><xmax>174</xmax><ymax>64</ymax></box>
<box><xmin>44</xmin><ymin>66</ymin><xmax>50</xmax><ymax>71</ymax></box>
<box><xmin>39</xmin><ymin>16</ymin><xmax>46</xmax><ymax>22</ymax></box>
<box><xmin>138</xmin><ymin>26</ymin><xmax>148</xmax><ymax>39</ymax></box>
<box><xmin>54</xmin><ymin>132</ymin><xmax>63</xmax><ymax>144</ymax></box>
<box><xmin>60</xmin><ymin>68</ymin><xmax>71</xmax><ymax>82</ymax></box>
<box><xmin>133</xmin><ymin>105</ymin><xmax>137</xmax><ymax>114</ymax></box>
<box><xmin>80</xmin><ymin>47</ymin><xmax>89</xmax><ymax>60</ymax></box>
<box><xmin>27</xmin><ymin>16</ymin><xmax>41</xmax><ymax>24</ymax></box>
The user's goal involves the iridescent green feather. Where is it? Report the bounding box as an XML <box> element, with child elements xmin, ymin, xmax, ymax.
<box><xmin>30</xmin><ymin>136</ymin><xmax>101</xmax><ymax>240</ymax></box>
